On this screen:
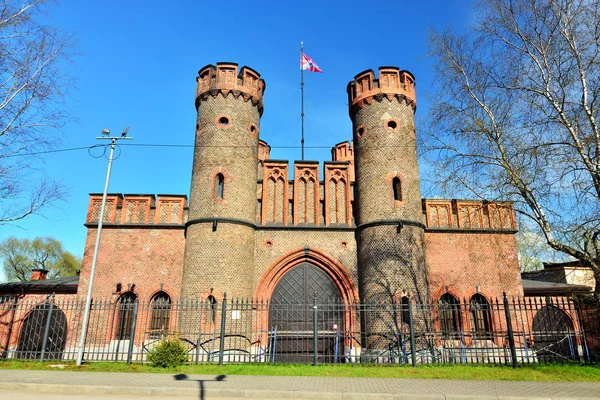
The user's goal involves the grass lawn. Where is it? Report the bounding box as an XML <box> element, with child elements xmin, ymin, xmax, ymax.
<box><xmin>1</xmin><ymin>360</ymin><xmax>600</xmax><ymax>382</ymax></box>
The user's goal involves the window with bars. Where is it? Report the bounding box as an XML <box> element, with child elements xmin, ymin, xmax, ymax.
<box><xmin>116</xmin><ymin>292</ymin><xmax>136</xmax><ymax>340</ymax></box>
<box><xmin>150</xmin><ymin>292</ymin><xmax>171</xmax><ymax>335</ymax></box>
<box><xmin>439</xmin><ymin>293</ymin><xmax>461</xmax><ymax>338</ymax></box>
<box><xmin>469</xmin><ymin>293</ymin><xmax>492</xmax><ymax>338</ymax></box>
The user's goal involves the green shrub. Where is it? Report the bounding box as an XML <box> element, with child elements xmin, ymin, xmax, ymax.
<box><xmin>147</xmin><ymin>338</ymin><xmax>188</xmax><ymax>368</ymax></box>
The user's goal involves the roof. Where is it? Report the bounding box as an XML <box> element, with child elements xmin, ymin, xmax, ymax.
<box><xmin>0</xmin><ymin>275</ymin><xmax>79</xmax><ymax>295</ymax></box>
<box><xmin>521</xmin><ymin>278</ymin><xmax>591</xmax><ymax>295</ymax></box>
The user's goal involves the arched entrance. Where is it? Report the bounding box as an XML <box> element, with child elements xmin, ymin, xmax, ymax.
<box><xmin>532</xmin><ymin>305</ymin><xmax>578</xmax><ymax>362</ymax></box>
<box><xmin>269</xmin><ymin>262</ymin><xmax>344</xmax><ymax>363</ymax></box>
<box><xmin>17</xmin><ymin>302</ymin><xmax>67</xmax><ymax>360</ymax></box>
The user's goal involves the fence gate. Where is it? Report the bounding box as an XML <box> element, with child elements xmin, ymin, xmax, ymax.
<box><xmin>269</xmin><ymin>262</ymin><xmax>343</xmax><ymax>363</ymax></box>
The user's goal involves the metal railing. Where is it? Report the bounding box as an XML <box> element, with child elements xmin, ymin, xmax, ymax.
<box><xmin>0</xmin><ymin>294</ymin><xmax>598</xmax><ymax>365</ymax></box>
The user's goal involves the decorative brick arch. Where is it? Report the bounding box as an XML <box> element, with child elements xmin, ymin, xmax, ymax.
<box><xmin>253</xmin><ymin>247</ymin><xmax>360</xmax><ymax>351</ymax></box>
<box><xmin>254</xmin><ymin>247</ymin><xmax>358</xmax><ymax>305</ymax></box>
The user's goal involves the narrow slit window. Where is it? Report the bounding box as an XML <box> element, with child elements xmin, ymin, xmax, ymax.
<box><xmin>207</xmin><ymin>295</ymin><xmax>217</xmax><ymax>324</ymax></box>
<box><xmin>216</xmin><ymin>173</ymin><xmax>224</xmax><ymax>199</ymax></box>
<box><xmin>400</xmin><ymin>296</ymin><xmax>410</xmax><ymax>326</ymax></box>
<box><xmin>392</xmin><ymin>177</ymin><xmax>402</xmax><ymax>201</ymax></box>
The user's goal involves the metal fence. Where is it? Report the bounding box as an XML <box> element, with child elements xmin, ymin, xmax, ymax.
<box><xmin>0</xmin><ymin>294</ymin><xmax>598</xmax><ymax>366</ymax></box>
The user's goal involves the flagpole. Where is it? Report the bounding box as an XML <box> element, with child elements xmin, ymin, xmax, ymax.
<box><xmin>300</xmin><ymin>41</ymin><xmax>305</xmax><ymax>161</ymax></box>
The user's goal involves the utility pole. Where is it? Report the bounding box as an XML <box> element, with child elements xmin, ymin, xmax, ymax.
<box><xmin>76</xmin><ymin>127</ymin><xmax>132</xmax><ymax>366</ymax></box>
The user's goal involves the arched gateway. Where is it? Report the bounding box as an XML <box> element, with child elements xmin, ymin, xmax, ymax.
<box><xmin>17</xmin><ymin>302</ymin><xmax>67</xmax><ymax>360</ymax></box>
<box><xmin>256</xmin><ymin>248</ymin><xmax>358</xmax><ymax>363</ymax></box>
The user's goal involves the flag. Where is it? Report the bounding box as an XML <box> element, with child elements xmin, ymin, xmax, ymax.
<box><xmin>301</xmin><ymin>53</ymin><xmax>323</xmax><ymax>73</ymax></box>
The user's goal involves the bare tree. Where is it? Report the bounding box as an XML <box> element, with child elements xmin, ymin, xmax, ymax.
<box><xmin>0</xmin><ymin>0</ymin><xmax>73</xmax><ymax>223</ymax></box>
<box><xmin>423</xmin><ymin>0</ymin><xmax>600</xmax><ymax>294</ymax></box>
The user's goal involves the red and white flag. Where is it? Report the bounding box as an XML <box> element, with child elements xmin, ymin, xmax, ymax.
<box><xmin>301</xmin><ymin>53</ymin><xmax>323</xmax><ymax>73</ymax></box>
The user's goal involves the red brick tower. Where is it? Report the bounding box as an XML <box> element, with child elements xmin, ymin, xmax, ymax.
<box><xmin>348</xmin><ymin>67</ymin><xmax>429</xmax><ymax>303</ymax></box>
<box><xmin>181</xmin><ymin>63</ymin><xmax>265</xmax><ymax>299</ymax></box>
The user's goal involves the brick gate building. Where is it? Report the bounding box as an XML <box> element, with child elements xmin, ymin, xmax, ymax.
<box><xmin>78</xmin><ymin>62</ymin><xmax>522</xmax><ymax>307</ymax></box>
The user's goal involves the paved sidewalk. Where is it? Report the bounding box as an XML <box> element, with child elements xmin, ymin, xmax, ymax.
<box><xmin>0</xmin><ymin>369</ymin><xmax>599</xmax><ymax>399</ymax></box>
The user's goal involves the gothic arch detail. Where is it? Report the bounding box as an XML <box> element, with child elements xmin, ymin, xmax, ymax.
<box><xmin>261</xmin><ymin>162</ymin><xmax>289</xmax><ymax>225</ymax></box>
<box><xmin>255</xmin><ymin>247</ymin><xmax>358</xmax><ymax>305</ymax></box>
<box><xmin>324</xmin><ymin>164</ymin><xmax>351</xmax><ymax>225</ymax></box>
<box><xmin>293</xmin><ymin>164</ymin><xmax>319</xmax><ymax>225</ymax></box>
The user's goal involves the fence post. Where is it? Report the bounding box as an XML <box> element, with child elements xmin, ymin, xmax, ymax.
<box><xmin>40</xmin><ymin>295</ymin><xmax>55</xmax><ymax>362</ymax></box>
<box><xmin>126</xmin><ymin>297</ymin><xmax>139</xmax><ymax>364</ymax></box>
<box><xmin>218</xmin><ymin>293</ymin><xmax>227</xmax><ymax>366</ymax></box>
<box><xmin>313</xmin><ymin>293</ymin><xmax>318</xmax><ymax>366</ymax></box>
<box><xmin>503</xmin><ymin>292</ymin><xmax>518</xmax><ymax>368</ymax></box>
<box><xmin>408</xmin><ymin>298</ymin><xmax>417</xmax><ymax>368</ymax></box>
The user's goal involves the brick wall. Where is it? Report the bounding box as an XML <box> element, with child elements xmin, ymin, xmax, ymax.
<box><xmin>77</xmin><ymin>227</ymin><xmax>185</xmax><ymax>300</ymax></box>
<box><xmin>425</xmin><ymin>231</ymin><xmax>523</xmax><ymax>301</ymax></box>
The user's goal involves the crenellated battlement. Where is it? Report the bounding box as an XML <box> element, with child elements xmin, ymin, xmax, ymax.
<box><xmin>258</xmin><ymin>139</ymin><xmax>271</xmax><ymax>162</ymax></box>
<box><xmin>195</xmin><ymin>62</ymin><xmax>266</xmax><ymax>115</ymax></box>
<box><xmin>331</xmin><ymin>141</ymin><xmax>354</xmax><ymax>181</ymax></box>
<box><xmin>346</xmin><ymin>66</ymin><xmax>416</xmax><ymax>114</ymax></box>
<box><xmin>423</xmin><ymin>199</ymin><xmax>516</xmax><ymax>231</ymax></box>
<box><xmin>85</xmin><ymin>194</ymin><xmax>187</xmax><ymax>226</ymax></box>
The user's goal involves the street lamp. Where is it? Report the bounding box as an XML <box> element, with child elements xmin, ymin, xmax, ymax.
<box><xmin>76</xmin><ymin>127</ymin><xmax>133</xmax><ymax>366</ymax></box>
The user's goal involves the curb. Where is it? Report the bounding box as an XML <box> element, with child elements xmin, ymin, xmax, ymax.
<box><xmin>0</xmin><ymin>382</ymin><xmax>598</xmax><ymax>400</ymax></box>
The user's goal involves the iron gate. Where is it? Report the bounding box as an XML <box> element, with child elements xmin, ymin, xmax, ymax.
<box><xmin>269</xmin><ymin>262</ymin><xmax>343</xmax><ymax>363</ymax></box>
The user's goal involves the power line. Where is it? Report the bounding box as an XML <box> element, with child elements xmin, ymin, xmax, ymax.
<box><xmin>2</xmin><ymin>146</ymin><xmax>94</xmax><ymax>158</ymax></box>
<box><xmin>3</xmin><ymin>142</ymin><xmax>420</xmax><ymax>158</ymax></box>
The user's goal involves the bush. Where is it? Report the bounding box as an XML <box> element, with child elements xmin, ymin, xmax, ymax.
<box><xmin>147</xmin><ymin>338</ymin><xmax>188</xmax><ymax>368</ymax></box>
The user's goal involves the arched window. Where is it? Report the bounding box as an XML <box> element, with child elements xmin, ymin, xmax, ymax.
<box><xmin>216</xmin><ymin>173</ymin><xmax>224</xmax><ymax>199</ymax></box>
<box><xmin>439</xmin><ymin>293</ymin><xmax>461</xmax><ymax>338</ymax></box>
<box><xmin>469</xmin><ymin>293</ymin><xmax>492</xmax><ymax>338</ymax></box>
<box><xmin>207</xmin><ymin>295</ymin><xmax>217</xmax><ymax>324</ymax></box>
<box><xmin>400</xmin><ymin>296</ymin><xmax>410</xmax><ymax>326</ymax></box>
<box><xmin>150</xmin><ymin>292</ymin><xmax>171</xmax><ymax>335</ymax></box>
<box><xmin>392</xmin><ymin>177</ymin><xmax>402</xmax><ymax>201</ymax></box>
<box><xmin>116</xmin><ymin>292</ymin><xmax>137</xmax><ymax>340</ymax></box>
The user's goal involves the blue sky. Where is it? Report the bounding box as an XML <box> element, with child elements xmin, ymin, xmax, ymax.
<box><xmin>0</xmin><ymin>0</ymin><xmax>475</xmax><ymax>281</ymax></box>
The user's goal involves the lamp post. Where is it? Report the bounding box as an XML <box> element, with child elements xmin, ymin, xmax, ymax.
<box><xmin>76</xmin><ymin>127</ymin><xmax>133</xmax><ymax>366</ymax></box>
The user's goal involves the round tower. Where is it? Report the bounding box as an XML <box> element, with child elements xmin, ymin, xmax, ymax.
<box><xmin>182</xmin><ymin>62</ymin><xmax>265</xmax><ymax>299</ymax></box>
<box><xmin>348</xmin><ymin>67</ymin><xmax>429</xmax><ymax>304</ymax></box>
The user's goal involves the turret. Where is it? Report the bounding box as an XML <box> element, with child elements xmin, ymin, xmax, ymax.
<box><xmin>181</xmin><ymin>62</ymin><xmax>265</xmax><ymax>299</ymax></box>
<box><xmin>348</xmin><ymin>66</ymin><xmax>428</xmax><ymax>356</ymax></box>
<box><xmin>348</xmin><ymin>66</ymin><xmax>428</xmax><ymax>300</ymax></box>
